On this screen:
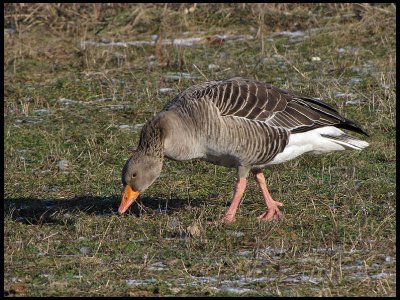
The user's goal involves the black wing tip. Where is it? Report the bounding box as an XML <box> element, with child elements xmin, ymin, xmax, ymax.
<box><xmin>299</xmin><ymin>96</ymin><xmax>370</xmax><ymax>137</ymax></box>
<box><xmin>337</xmin><ymin>120</ymin><xmax>370</xmax><ymax>137</ymax></box>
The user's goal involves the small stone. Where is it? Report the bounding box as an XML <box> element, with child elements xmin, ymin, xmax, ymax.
<box><xmin>150</xmin><ymin>35</ymin><xmax>159</xmax><ymax>41</ymax></box>
<box><xmin>58</xmin><ymin>98</ymin><xmax>76</xmax><ymax>105</ymax></box>
<box><xmin>43</xmin><ymin>186</ymin><xmax>59</xmax><ymax>192</ymax></box>
<box><xmin>57</xmin><ymin>160</ymin><xmax>70</xmax><ymax>171</ymax></box>
<box><xmin>79</xmin><ymin>247</ymin><xmax>91</xmax><ymax>254</ymax></box>
<box><xmin>345</xmin><ymin>99</ymin><xmax>362</xmax><ymax>105</ymax></box>
<box><xmin>187</xmin><ymin>223</ymin><xmax>201</xmax><ymax>237</ymax></box>
<box><xmin>350</xmin><ymin>78</ymin><xmax>362</xmax><ymax>84</ymax></box>
<box><xmin>4</xmin><ymin>28</ymin><xmax>16</xmax><ymax>35</ymax></box>
<box><xmin>208</xmin><ymin>64</ymin><xmax>220</xmax><ymax>70</ymax></box>
<box><xmin>226</xmin><ymin>230</ymin><xmax>244</xmax><ymax>237</ymax></box>
<box><xmin>118</xmin><ymin>125</ymin><xmax>133</xmax><ymax>129</ymax></box>
<box><xmin>168</xmin><ymin>218</ymin><xmax>179</xmax><ymax>229</ymax></box>
<box><xmin>335</xmin><ymin>92</ymin><xmax>355</xmax><ymax>98</ymax></box>
<box><xmin>159</xmin><ymin>88</ymin><xmax>175</xmax><ymax>93</ymax></box>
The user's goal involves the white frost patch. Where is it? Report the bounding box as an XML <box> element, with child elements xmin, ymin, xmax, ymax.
<box><xmin>57</xmin><ymin>160</ymin><xmax>70</xmax><ymax>171</ymax></box>
<box><xmin>98</xmin><ymin>270</ymin><xmax>400</xmax><ymax>291</ymax></box>
<box><xmin>208</xmin><ymin>64</ymin><xmax>220</xmax><ymax>70</ymax></box>
<box><xmin>58</xmin><ymin>98</ymin><xmax>78</xmax><ymax>105</ymax></box>
<box><xmin>350</xmin><ymin>272</ymin><xmax>395</xmax><ymax>281</ymax></box>
<box><xmin>237</xmin><ymin>250</ymin><xmax>253</xmax><ymax>257</ymax></box>
<box><xmin>81</xmin><ymin>34</ymin><xmax>253</xmax><ymax>48</ymax></box>
<box><xmin>186</xmin><ymin>274</ymin><xmax>322</xmax><ymax>287</ymax></box>
<box><xmin>345</xmin><ymin>99</ymin><xmax>363</xmax><ymax>105</ymax></box>
<box><xmin>99</xmin><ymin>104</ymin><xmax>131</xmax><ymax>111</ymax></box>
<box><xmin>226</xmin><ymin>230</ymin><xmax>244</xmax><ymax>237</ymax></box>
<box><xmin>164</xmin><ymin>72</ymin><xmax>199</xmax><ymax>81</ymax></box>
<box><xmin>369</xmin><ymin>272</ymin><xmax>395</xmax><ymax>280</ymax></box>
<box><xmin>133</xmin><ymin>123</ymin><xmax>145</xmax><ymax>129</ymax></box>
<box><xmin>159</xmin><ymin>88</ymin><xmax>175</xmax><ymax>93</ymax></box>
<box><xmin>335</xmin><ymin>92</ymin><xmax>356</xmax><ymax>98</ymax></box>
<box><xmin>259</xmin><ymin>247</ymin><xmax>286</xmax><ymax>257</ymax></box>
<box><xmin>269</xmin><ymin>28</ymin><xmax>320</xmax><ymax>44</ymax></box>
<box><xmin>15</xmin><ymin>119</ymin><xmax>43</xmax><ymax>124</ymax></box>
<box><xmin>4</xmin><ymin>28</ymin><xmax>16</xmax><ymax>35</ymax></box>
<box><xmin>118</xmin><ymin>123</ymin><xmax>144</xmax><ymax>130</ymax></box>
<box><xmin>350</xmin><ymin>78</ymin><xmax>362</xmax><ymax>84</ymax></box>
<box><xmin>126</xmin><ymin>278</ymin><xmax>157</xmax><ymax>286</ymax></box>
<box><xmin>191</xmin><ymin>276</ymin><xmax>219</xmax><ymax>284</ymax></box>
<box><xmin>147</xmin><ymin>262</ymin><xmax>167</xmax><ymax>271</ymax></box>
<box><xmin>118</xmin><ymin>125</ymin><xmax>134</xmax><ymax>129</ymax></box>
<box><xmin>271</xmin><ymin>30</ymin><xmax>307</xmax><ymax>38</ymax></box>
<box><xmin>58</xmin><ymin>97</ymin><xmax>112</xmax><ymax>105</ymax></box>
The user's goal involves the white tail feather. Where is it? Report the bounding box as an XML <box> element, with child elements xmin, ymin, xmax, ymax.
<box><xmin>322</xmin><ymin>133</ymin><xmax>369</xmax><ymax>150</ymax></box>
<box><xmin>268</xmin><ymin>126</ymin><xmax>369</xmax><ymax>165</ymax></box>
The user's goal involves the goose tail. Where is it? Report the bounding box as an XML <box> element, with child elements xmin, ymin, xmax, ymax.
<box><xmin>321</xmin><ymin>133</ymin><xmax>369</xmax><ymax>150</ymax></box>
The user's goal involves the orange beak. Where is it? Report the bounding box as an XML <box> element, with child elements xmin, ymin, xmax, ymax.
<box><xmin>118</xmin><ymin>185</ymin><xmax>140</xmax><ymax>214</ymax></box>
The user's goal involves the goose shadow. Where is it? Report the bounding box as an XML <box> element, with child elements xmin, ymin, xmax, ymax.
<box><xmin>4</xmin><ymin>195</ymin><xmax>210</xmax><ymax>225</ymax></box>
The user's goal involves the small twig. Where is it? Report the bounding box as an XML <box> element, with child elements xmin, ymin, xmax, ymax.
<box><xmin>22</xmin><ymin>4</ymin><xmax>43</xmax><ymax>23</ymax></box>
<box><xmin>272</xmin><ymin>43</ymin><xmax>309</xmax><ymax>79</ymax></box>
<box><xmin>192</xmin><ymin>64</ymin><xmax>208</xmax><ymax>81</ymax></box>
<box><xmin>373</xmin><ymin>214</ymin><xmax>393</xmax><ymax>236</ymax></box>
<box><xmin>136</xmin><ymin>200</ymin><xmax>148</xmax><ymax>214</ymax></box>
<box><xmin>180</xmin><ymin>259</ymin><xmax>192</xmax><ymax>277</ymax></box>
<box><xmin>217</xmin><ymin>67</ymin><xmax>231</xmax><ymax>74</ymax></box>
<box><xmin>93</xmin><ymin>217</ymin><xmax>114</xmax><ymax>257</ymax></box>
<box><xmin>41</xmin><ymin>232</ymin><xmax>59</xmax><ymax>241</ymax></box>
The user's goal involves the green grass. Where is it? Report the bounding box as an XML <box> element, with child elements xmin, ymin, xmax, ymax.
<box><xmin>4</xmin><ymin>3</ymin><xmax>396</xmax><ymax>297</ymax></box>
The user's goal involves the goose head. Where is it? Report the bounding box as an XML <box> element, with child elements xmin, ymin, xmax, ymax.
<box><xmin>118</xmin><ymin>153</ymin><xmax>163</xmax><ymax>214</ymax></box>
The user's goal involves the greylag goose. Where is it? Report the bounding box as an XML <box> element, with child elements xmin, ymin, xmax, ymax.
<box><xmin>119</xmin><ymin>77</ymin><xmax>369</xmax><ymax>223</ymax></box>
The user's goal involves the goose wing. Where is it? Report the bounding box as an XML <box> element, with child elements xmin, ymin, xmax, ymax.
<box><xmin>206</xmin><ymin>77</ymin><xmax>368</xmax><ymax>135</ymax></box>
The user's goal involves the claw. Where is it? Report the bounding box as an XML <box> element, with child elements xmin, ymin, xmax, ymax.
<box><xmin>258</xmin><ymin>204</ymin><xmax>283</xmax><ymax>221</ymax></box>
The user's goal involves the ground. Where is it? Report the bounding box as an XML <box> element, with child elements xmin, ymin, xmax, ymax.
<box><xmin>4</xmin><ymin>3</ymin><xmax>396</xmax><ymax>296</ymax></box>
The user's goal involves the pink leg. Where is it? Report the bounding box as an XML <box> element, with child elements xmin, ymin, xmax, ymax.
<box><xmin>253</xmin><ymin>170</ymin><xmax>283</xmax><ymax>221</ymax></box>
<box><xmin>221</xmin><ymin>178</ymin><xmax>247</xmax><ymax>223</ymax></box>
<box><xmin>208</xmin><ymin>178</ymin><xmax>247</xmax><ymax>224</ymax></box>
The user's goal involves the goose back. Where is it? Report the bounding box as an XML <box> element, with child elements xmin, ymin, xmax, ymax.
<box><xmin>160</xmin><ymin>77</ymin><xmax>367</xmax><ymax>168</ymax></box>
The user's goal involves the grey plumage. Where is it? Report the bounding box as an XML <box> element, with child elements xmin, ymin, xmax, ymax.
<box><xmin>158</xmin><ymin>77</ymin><xmax>368</xmax><ymax>168</ymax></box>
<box><xmin>119</xmin><ymin>77</ymin><xmax>369</xmax><ymax>220</ymax></box>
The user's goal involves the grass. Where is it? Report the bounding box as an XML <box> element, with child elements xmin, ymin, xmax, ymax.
<box><xmin>4</xmin><ymin>3</ymin><xmax>396</xmax><ymax>297</ymax></box>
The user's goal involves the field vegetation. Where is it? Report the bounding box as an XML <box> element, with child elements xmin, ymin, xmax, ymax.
<box><xmin>4</xmin><ymin>3</ymin><xmax>396</xmax><ymax>296</ymax></box>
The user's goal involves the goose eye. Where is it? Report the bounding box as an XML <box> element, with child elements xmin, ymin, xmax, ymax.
<box><xmin>132</xmin><ymin>173</ymin><xmax>137</xmax><ymax>179</ymax></box>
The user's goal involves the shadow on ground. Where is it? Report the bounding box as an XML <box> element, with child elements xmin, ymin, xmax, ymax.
<box><xmin>4</xmin><ymin>195</ymin><xmax>209</xmax><ymax>225</ymax></box>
